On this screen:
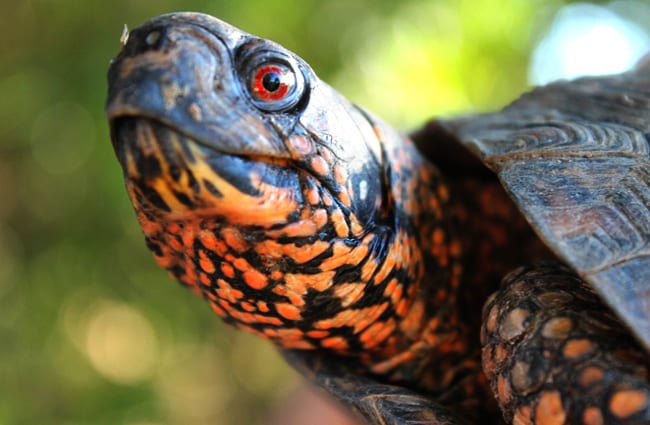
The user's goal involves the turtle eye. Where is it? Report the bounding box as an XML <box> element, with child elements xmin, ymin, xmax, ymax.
<box><xmin>250</xmin><ymin>63</ymin><xmax>294</xmax><ymax>103</ymax></box>
<box><xmin>238</xmin><ymin>49</ymin><xmax>305</xmax><ymax>112</ymax></box>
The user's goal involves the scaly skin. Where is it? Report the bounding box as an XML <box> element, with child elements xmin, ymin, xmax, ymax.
<box><xmin>107</xmin><ymin>12</ymin><xmax>475</xmax><ymax>398</ymax></box>
<box><xmin>106</xmin><ymin>12</ymin><xmax>650</xmax><ymax>425</ymax></box>
<box><xmin>112</xmin><ymin>118</ymin><xmax>469</xmax><ymax>387</ymax></box>
<box><xmin>481</xmin><ymin>264</ymin><xmax>650</xmax><ymax>424</ymax></box>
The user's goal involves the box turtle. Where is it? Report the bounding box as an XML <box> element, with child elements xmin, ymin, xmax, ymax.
<box><xmin>106</xmin><ymin>12</ymin><xmax>650</xmax><ymax>425</ymax></box>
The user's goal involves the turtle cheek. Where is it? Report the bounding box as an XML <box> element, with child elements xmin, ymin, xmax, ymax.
<box><xmin>295</xmin><ymin>145</ymin><xmax>385</xmax><ymax>233</ymax></box>
<box><xmin>114</xmin><ymin>117</ymin><xmax>307</xmax><ymax>229</ymax></box>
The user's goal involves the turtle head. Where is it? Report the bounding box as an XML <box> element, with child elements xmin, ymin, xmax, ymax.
<box><xmin>107</xmin><ymin>13</ymin><xmax>459</xmax><ymax>371</ymax></box>
<box><xmin>107</xmin><ymin>12</ymin><xmax>385</xmax><ymax>229</ymax></box>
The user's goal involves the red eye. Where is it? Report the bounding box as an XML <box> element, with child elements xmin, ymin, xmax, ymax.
<box><xmin>250</xmin><ymin>64</ymin><xmax>294</xmax><ymax>102</ymax></box>
<box><xmin>239</xmin><ymin>51</ymin><xmax>306</xmax><ymax>112</ymax></box>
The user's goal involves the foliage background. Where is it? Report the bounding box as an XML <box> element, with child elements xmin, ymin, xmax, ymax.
<box><xmin>0</xmin><ymin>1</ymin><xmax>647</xmax><ymax>424</ymax></box>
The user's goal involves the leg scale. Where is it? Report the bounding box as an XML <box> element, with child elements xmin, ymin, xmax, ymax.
<box><xmin>481</xmin><ymin>264</ymin><xmax>650</xmax><ymax>424</ymax></box>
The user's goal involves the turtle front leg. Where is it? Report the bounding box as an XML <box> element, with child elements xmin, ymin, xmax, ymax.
<box><xmin>481</xmin><ymin>264</ymin><xmax>650</xmax><ymax>424</ymax></box>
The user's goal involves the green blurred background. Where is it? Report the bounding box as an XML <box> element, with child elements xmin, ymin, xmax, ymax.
<box><xmin>1</xmin><ymin>1</ymin><xmax>649</xmax><ymax>424</ymax></box>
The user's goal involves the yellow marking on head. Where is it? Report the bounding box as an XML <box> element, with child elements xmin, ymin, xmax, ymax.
<box><xmin>133</xmin><ymin>141</ymin><xmax>301</xmax><ymax>227</ymax></box>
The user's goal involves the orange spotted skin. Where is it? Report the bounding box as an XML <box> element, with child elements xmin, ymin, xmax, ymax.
<box><xmin>107</xmin><ymin>13</ymin><xmax>467</xmax><ymax>393</ymax></box>
<box><xmin>113</xmin><ymin>116</ymin><xmax>466</xmax><ymax>388</ymax></box>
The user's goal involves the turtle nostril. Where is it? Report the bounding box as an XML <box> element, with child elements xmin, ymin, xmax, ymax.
<box><xmin>134</xmin><ymin>28</ymin><xmax>167</xmax><ymax>52</ymax></box>
<box><xmin>118</xmin><ymin>27</ymin><xmax>169</xmax><ymax>57</ymax></box>
<box><xmin>145</xmin><ymin>31</ymin><xmax>161</xmax><ymax>47</ymax></box>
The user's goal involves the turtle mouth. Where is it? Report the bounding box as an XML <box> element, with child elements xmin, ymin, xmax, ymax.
<box><xmin>109</xmin><ymin>109</ymin><xmax>282</xmax><ymax>164</ymax></box>
<box><xmin>111</xmin><ymin>116</ymin><xmax>305</xmax><ymax>226</ymax></box>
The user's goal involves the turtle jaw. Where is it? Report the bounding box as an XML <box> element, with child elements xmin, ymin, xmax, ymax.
<box><xmin>110</xmin><ymin>115</ymin><xmax>307</xmax><ymax>229</ymax></box>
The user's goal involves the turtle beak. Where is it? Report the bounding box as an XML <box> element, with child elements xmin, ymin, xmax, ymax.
<box><xmin>106</xmin><ymin>14</ymin><xmax>288</xmax><ymax>163</ymax></box>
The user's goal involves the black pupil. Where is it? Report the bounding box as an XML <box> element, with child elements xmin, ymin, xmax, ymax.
<box><xmin>262</xmin><ymin>72</ymin><xmax>281</xmax><ymax>92</ymax></box>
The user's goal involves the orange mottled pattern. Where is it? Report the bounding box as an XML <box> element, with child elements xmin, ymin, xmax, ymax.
<box><xmin>481</xmin><ymin>265</ymin><xmax>650</xmax><ymax>424</ymax></box>
<box><xmin>114</xmin><ymin>115</ymin><xmax>468</xmax><ymax>393</ymax></box>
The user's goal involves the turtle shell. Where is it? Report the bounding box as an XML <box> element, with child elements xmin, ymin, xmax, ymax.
<box><xmin>428</xmin><ymin>60</ymin><xmax>650</xmax><ymax>352</ymax></box>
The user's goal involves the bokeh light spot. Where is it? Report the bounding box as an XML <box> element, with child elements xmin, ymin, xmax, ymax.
<box><xmin>230</xmin><ymin>332</ymin><xmax>298</xmax><ymax>396</ymax></box>
<box><xmin>83</xmin><ymin>301</ymin><xmax>159</xmax><ymax>385</ymax></box>
<box><xmin>529</xmin><ymin>3</ymin><xmax>650</xmax><ymax>84</ymax></box>
<box><xmin>333</xmin><ymin>2</ymin><xmax>468</xmax><ymax>127</ymax></box>
<box><xmin>155</xmin><ymin>345</ymin><xmax>232</xmax><ymax>423</ymax></box>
